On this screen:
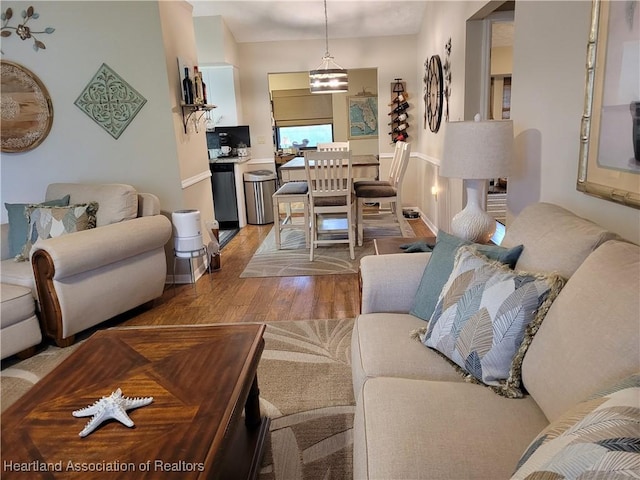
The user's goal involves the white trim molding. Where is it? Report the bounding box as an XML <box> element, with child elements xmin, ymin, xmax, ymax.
<box><xmin>181</xmin><ymin>169</ymin><xmax>212</xmax><ymax>189</ymax></box>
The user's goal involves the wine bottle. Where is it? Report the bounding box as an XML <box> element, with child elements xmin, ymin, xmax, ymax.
<box><xmin>193</xmin><ymin>66</ymin><xmax>204</xmax><ymax>104</ymax></box>
<box><xmin>392</xmin><ymin>131</ymin><xmax>409</xmax><ymax>143</ymax></box>
<box><xmin>387</xmin><ymin>93</ymin><xmax>409</xmax><ymax>106</ymax></box>
<box><xmin>387</xmin><ymin>113</ymin><xmax>408</xmax><ymax>126</ymax></box>
<box><xmin>388</xmin><ymin>101</ymin><xmax>409</xmax><ymax>115</ymax></box>
<box><xmin>393</xmin><ymin>123</ymin><xmax>408</xmax><ymax>132</ymax></box>
<box><xmin>182</xmin><ymin>67</ymin><xmax>193</xmax><ymax>105</ymax></box>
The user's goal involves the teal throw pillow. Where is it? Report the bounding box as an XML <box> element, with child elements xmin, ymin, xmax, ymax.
<box><xmin>410</xmin><ymin>230</ymin><xmax>523</xmax><ymax>321</ymax></box>
<box><xmin>5</xmin><ymin>195</ymin><xmax>70</xmax><ymax>258</ymax></box>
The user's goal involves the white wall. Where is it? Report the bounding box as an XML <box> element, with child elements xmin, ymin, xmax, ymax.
<box><xmin>510</xmin><ymin>1</ymin><xmax>639</xmax><ymax>243</ymax></box>
<box><xmin>0</xmin><ymin>1</ymin><xmax>184</xmax><ymax>222</ymax></box>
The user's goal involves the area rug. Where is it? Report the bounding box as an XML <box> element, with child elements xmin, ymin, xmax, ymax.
<box><xmin>258</xmin><ymin>318</ymin><xmax>355</xmax><ymax>480</ymax></box>
<box><xmin>241</xmin><ymin>212</ymin><xmax>414</xmax><ymax>278</ymax></box>
<box><xmin>1</xmin><ymin>319</ymin><xmax>356</xmax><ymax>480</ymax></box>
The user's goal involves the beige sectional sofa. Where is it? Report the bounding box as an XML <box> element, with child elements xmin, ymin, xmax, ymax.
<box><xmin>1</xmin><ymin>183</ymin><xmax>172</xmax><ymax>352</ymax></box>
<box><xmin>352</xmin><ymin>202</ymin><xmax>639</xmax><ymax>479</ymax></box>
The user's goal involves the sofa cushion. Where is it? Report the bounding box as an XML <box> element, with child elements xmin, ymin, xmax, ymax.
<box><xmin>353</xmin><ymin>377</ymin><xmax>549</xmax><ymax>480</ymax></box>
<box><xmin>511</xmin><ymin>375</ymin><xmax>639</xmax><ymax>479</ymax></box>
<box><xmin>45</xmin><ymin>183</ymin><xmax>138</xmax><ymax>227</ymax></box>
<box><xmin>5</xmin><ymin>195</ymin><xmax>70</xmax><ymax>258</ymax></box>
<box><xmin>522</xmin><ymin>240</ymin><xmax>640</xmax><ymax>423</ymax></box>
<box><xmin>17</xmin><ymin>203</ymin><xmax>99</xmax><ymax>262</ymax></box>
<box><xmin>421</xmin><ymin>246</ymin><xmax>565</xmax><ymax>398</ymax></box>
<box><xmin>501</xmin><ymin>202</ymin><xmax>619</xmax><ymax>278</ymax></box>
<box><xmin>410</xmin><ymin>230</ymin><xmax>523</xmax><ymax>321</ymax></box>
<box><xmin>351</xmin><ymin>313</ymin><xmax>463</xmax><ymax>398</ymax></box>
<box><xmin>0</xmin><ymin>284</ymin><xmax>35</xmax><ymax>328</ymax></box>
<box><xmin>0</xmin><ymin>259</ymin><xmax>35</xmax><ymax>295</ymax></box>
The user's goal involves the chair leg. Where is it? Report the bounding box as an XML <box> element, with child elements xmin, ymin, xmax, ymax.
<box><xmin>394</xmin><ymin>200</ymin><xmax>404</xmax><ymax>230</ymax></box>
<box><xmin>309</xmin><ymin>209</ymin><xmax>316</xmax><ymax>261</ymax></box>
<box><xmin>357</xmin><ymin>198</ymin><xmax>364</xmax><ymax>246</ymax></box>
<box><xmin>303</xmin><ymin>200</ymin><xmax>310</xmax><ymax>248</ymax></box>
<box><xmin>348</xmin><ymin>202</ymin><xmax>356</xmax><ymax>260</ymax></box>
<box><xmin>273</xmin><ymin>199</ymin><xmax>281</xmax><ymax>249</ymax></box>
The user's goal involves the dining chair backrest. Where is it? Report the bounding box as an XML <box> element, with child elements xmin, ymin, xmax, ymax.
<box><xmin>389</xmin><ymin>141</ymin><xmax>411</xmax><ymax>189</ymax></box>
<box><xmin>317</xmin><ymin>141</ymin><xmax>350</xmax><ymax>152</ymax></box>
<box><xmin>304</xmin><ymin>150</ymin><xmax>352</xmax><ymax>198</ymax></box>
<box><xmin>389</xmin><ymin>141</ymin><xmax>411</xmax><ymax>188</ymax></box>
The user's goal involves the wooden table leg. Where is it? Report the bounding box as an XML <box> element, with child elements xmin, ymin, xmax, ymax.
<box><xmin>245</xmin><ymin>374</ymin><xmax>262</xmax><ymax>429</ymax></box>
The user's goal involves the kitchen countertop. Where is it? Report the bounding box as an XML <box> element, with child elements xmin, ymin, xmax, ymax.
<box><xmin>209</xmin><ymin>156</ymin><xmax>251</xmax><ymax>164</ymax></box>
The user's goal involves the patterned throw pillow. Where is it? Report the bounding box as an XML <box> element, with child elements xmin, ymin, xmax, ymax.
<box><xmin>4</xmin><ymin>195</ymin><xmax>71</xmax><ymax>258</ymax></box>
<box><xmin>16</xmin><ymin>202</ymin><xmax>99</xmax><ymax>262</ymax></box>
<box><xmin>511</xmin><ymin>375</ymin><xmax>640</xmax><ymax>479</ymax></box>
<box><xmin>420</xmin><ymin>246</ymin><xmax>565</xmax><ymax>398</ymax></box>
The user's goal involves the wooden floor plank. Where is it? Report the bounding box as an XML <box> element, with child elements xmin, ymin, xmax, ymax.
<box><xmin>104</xmin><ymin>218</ymin><xmax>433</xmax><ymax>329</ymax></box>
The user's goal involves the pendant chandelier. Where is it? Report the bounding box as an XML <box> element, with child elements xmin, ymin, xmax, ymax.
<box><xmin>309</xmin><ymin>0</ymin><xmax>348</xmax><ymax>94</ymax></box>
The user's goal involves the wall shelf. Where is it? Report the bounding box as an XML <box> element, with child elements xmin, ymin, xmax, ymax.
<box><xmin>181</xmin><ymin>104</ymin><xmax>216</xmax><ymax>133</ymax></box>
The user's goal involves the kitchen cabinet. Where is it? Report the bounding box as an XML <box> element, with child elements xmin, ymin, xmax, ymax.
<box><xmin>200</xmin><ymin>66</ymin><xmax>242</xmax><ymax>126</ymax></box>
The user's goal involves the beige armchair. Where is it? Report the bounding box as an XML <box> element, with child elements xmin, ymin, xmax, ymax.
<box><xmin>1</xmin><ymin>183</ymin><xmax>172</xmax><ymax>348</ymax></box>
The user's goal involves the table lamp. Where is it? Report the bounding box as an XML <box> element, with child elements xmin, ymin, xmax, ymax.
<box><xmin>440</xmin><ymin>115</ymin><xmax>513</xmax><ymax>243</ymax></box>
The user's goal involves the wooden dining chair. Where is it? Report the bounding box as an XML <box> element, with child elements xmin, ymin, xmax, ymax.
<box><xmin>304</xmin><ymin>150</ymin><xmax>355</xmax><ymax>261</ymax></box>
<box><xmin>355</xmin><ymin>141</ymin><xmax>411</xmax><ymax>246</ymax></box>
<box><xmin>317</xmin><ymin>141</ymin><xmax>350</xmax><ymax>152</ymax></box>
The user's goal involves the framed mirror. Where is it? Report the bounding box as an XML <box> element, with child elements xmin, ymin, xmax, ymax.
<box><xmin>1</xmin><ymin>60</ymin><xmax>54</xmax><ymax>153</ymax></box>
<box><xmin>578</xmin><ymin>0</ymin><xmax>640</xmax><ymax>209</ymax></box>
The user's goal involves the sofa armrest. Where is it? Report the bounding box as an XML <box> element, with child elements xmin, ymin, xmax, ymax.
<box><xmin>32</xmin><ymin>215</ymin><xmax>172</xmax><ymax>280</ymax></box>
<box><xmin>138</xmin><ymin>192</ymin><xmax>161</xmax><ymax>217</ymax></box>
<box><xmin>360</xmin><ymin>252</ymin><xmax>431</xmax><ymax>314</ymax></box>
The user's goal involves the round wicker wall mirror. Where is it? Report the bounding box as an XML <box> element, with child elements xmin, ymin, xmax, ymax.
<box><xmin>1</xmin><ymin>60</ymin><xmax>53</xmax><ymax>153</ymax></box>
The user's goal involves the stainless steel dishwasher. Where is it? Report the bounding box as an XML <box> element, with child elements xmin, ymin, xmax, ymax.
<box><xmin>210</xmin><ymin>162</ymin><xmax>239</xmax><ymax>229</ymax></box>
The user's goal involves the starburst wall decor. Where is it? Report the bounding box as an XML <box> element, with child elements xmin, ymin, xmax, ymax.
<box><xmin>74</xmin><ymin>63</ymin><xmax>147</xmax><ymax>140</ymax></box>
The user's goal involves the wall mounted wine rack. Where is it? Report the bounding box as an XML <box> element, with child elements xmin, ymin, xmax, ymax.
<box><xmin>389</xmin><ymin>78</ymin><xmax>409</xmax><ymax>144</ymax></box>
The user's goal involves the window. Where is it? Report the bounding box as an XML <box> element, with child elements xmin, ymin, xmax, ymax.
<box><xmin>275</xmin><ymin>124</ymin><xmax>333</xmax><ymax>150</ymax></box>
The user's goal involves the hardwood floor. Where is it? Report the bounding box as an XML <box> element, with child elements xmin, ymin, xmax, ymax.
<box><xmin>117</xmin><ymin>218</ymin><xmax>433</xmax><ymax>327</ymax></box>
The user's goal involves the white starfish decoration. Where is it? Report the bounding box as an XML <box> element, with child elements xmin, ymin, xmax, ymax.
<box><xmin>72</xmin><ymin>388</ymin><xmax>153</xmax><ymax>438</ymax></box>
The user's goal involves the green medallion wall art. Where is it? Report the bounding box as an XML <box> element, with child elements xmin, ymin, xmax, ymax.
<box><xmin>74</xmin><ymin>63</ymin><xmax>147</xmax><ymax>140</ymax></box>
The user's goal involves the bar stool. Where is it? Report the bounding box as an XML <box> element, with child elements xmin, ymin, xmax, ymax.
<box><xmin>272</xmin><ymin>181</ymin><xmax>310</xmax><ymax>249</ymax></box>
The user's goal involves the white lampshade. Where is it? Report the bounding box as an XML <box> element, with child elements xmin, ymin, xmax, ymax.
<box><xmin>440</xmin><ymin>119</ymin><xmax>514</xmax><ymax>179</ymax></box>
<box><xmin>440</xmin><ymin>118</ymin><xmax>514</xmax><ymax>243</ymax></box>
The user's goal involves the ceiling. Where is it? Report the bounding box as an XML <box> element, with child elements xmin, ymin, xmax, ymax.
<box><xmin>188</xmin><ymin>1</ymin><xmax>429</xmax><ymax>44</ymax></box>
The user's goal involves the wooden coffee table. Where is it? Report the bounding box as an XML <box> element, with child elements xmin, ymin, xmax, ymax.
<box><xmin>1</xmin><ymin>324</ymin><xmax>270</xmax><ymax>479</ymax></box>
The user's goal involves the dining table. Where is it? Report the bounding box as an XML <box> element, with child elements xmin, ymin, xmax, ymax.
<box><xmin>278</xmin><ymin>154</ymin><xmax>379</xmax><ymax>182</ymax></box>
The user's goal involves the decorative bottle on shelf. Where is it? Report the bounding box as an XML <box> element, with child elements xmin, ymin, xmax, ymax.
<box><xmin>202</xmin><ymin>78</ymin><xmax>207</xmax><ymax>104</ymax></box>
<box><xmin>182</xmin><ymin>67</ymin><xmax>193</xmax><ymax>105</ymax></box>
<box><xmin>193</xmin><ymin>66</ymin><xmax>204</xmax><ymax>104</ymax></box>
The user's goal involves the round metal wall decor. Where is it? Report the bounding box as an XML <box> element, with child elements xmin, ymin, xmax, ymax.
<box><xmin>1</xmin><ymin>60</ymin><xmax>53</xmax><ymax>152</ymax></box>
<box><xmin>426</xmin><ymin>54</ymin><xmax>443</xmax><ymax>133</ymax></box>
